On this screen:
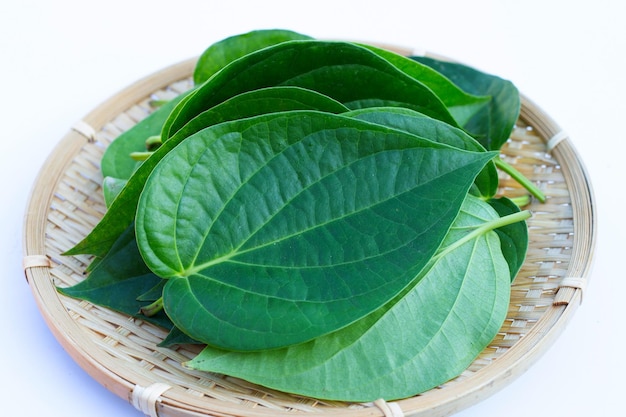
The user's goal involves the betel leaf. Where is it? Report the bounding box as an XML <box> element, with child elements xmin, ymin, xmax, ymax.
<box><xmin>185</xmin><ymin>195</ymin><xmax>516</xmax><ymax>401</ymax></box>
<box><xmin>135</xmin><ymin>111</ymin><xmax>497</xmax><ymax>351</ymax></box>
<box><xmin>345</xmin><ymin>107</ymin><xmax>498</xmax><ymax>199</ymax></box>
<box><xmin>360</xmin><ymin>45</ymin><xmax>490</xmax><ymax>126</ymax></box>
<box><xmin>194</xmin><ymin>29</ymin><xmax>313</xmax><ymax>85</ymax></box>
<box><xmin>162</xmin><ymin>40</ymin><xmax>461</xmax><ymax>140</ymax></box>
<box><xmin>65</xmin><ymin>87</ymin><xmax>350</xmax><ymax>257</ymax></box>
<box><xmin>58</xmin><ymin>225</ymin><xmax>173</xmax><ymax>330</ymax></box>
<box><xmin>410</xmin><ymin>56</ymin><xmax>520</xmax><ymax>151</ymax></box>
<box><xmin>100</xmin><ymin>91</ymin><xmax>191</xmax><ymax>180</ymax></box>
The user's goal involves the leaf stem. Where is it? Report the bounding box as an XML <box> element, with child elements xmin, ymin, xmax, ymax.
<box><xmin>149</xmin><ymin>98</ymin><xmax>171</xmax><ymax>108</ymax></box>
<box><xmin>509</xmin><ymin>194</ymin><xmax>531</xmax><ymax>207</ymax></box>
<box><xmin>494</xmin><ymin>157</ymin><xmax>546</xmax><ymax>203</ymax></box>
<box><xmin>130</xmin><ymin>151</ymin><xmax>153</xmax><ymax>161</ymax></box>
<box><xmin>140</xmin><ymin>297</ymin><xmax>164</xmax><ymax>317</ymax></box>
<box><xmin>145</xmin><ymin>135</ymin><xmax>163</xmax><ymax>151</ymax></box>
<box><xmin>435</xmin><ymin>209</ymin><xmax>532</xmax><ymax>260</ymax></box>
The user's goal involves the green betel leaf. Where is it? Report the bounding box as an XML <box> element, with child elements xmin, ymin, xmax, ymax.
<box><xmin>194</xmin><ymin>29</ymin><xmax>313</xmax><ymax>85</ymax></box>
<box><xmin>410</xmin><ymin>56</ymin><xmax>520</xmax><ymax>151</ymax></box>
<box><xmin>58</xmin><ymin>225</ymin><xmax>173</xmax><ymax>330</ymax></box>
<box><xmin>346</xmin><ymin>107</ymin><xmax>499</xmax><ymax>199</ymax></box>
<box><xmin>162</xmin><ymin>40</ymin><xmax>460</xmax><ymax>140</ymax></box>
<box><xmin>185</xmin><ymin>196</ymin><xmax>518</xmax><ymax>401</ymax></box>
<box><xmin>135</xmin><ymin>111</ymin><xmax>497</xmax><ymax>351</ymax></box>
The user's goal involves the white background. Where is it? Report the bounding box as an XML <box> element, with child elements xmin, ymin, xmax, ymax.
<box><xmin>1</xmin><ymin>1</ymin><xmax>623</xmax><ymax>416</ymax></box>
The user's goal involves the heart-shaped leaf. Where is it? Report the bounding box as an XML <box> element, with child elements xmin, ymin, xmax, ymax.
<box><xmin>136</xmin><ymin>111</ymin><xmax>496</xmax><ymax>351</ymax></box>
<box><xmin>185</xmin><ymin>195</ymin><xmax>514</xmax><ymax>401</ymax></box>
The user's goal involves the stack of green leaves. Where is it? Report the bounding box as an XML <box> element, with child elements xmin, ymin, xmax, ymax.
<box><xmin>60</xmin><ymin>29</ymin><xmax>540</xmax><ymax>402</ymax></box>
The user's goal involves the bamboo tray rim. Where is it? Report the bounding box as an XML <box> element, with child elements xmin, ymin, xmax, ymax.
<box><xmin>22</xmin><ymin>52</ymin><xmax>596</xmax><ymax>417</ymax></box>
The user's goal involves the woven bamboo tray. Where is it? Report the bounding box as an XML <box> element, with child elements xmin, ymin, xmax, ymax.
<box><xmin>23</xmin><ymin>51</ymin><xmax>595</xmax><ymax>417</ymax></box>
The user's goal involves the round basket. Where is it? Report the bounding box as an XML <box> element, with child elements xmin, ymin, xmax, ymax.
<box><xmin>22</xmin><ymin>52</ymin><xmax>595</xmax><ymax>417</ymax></box>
